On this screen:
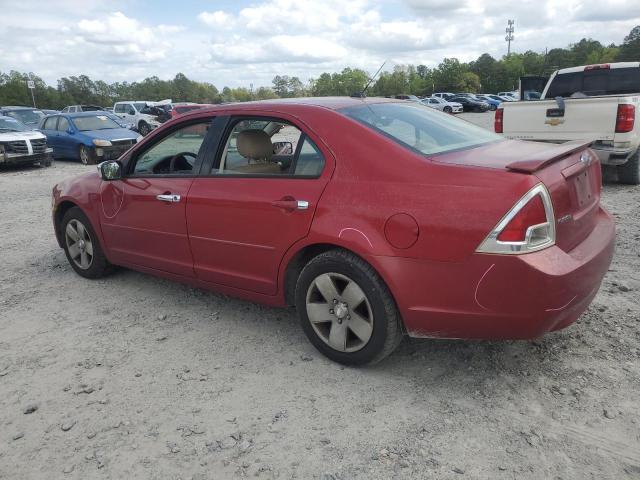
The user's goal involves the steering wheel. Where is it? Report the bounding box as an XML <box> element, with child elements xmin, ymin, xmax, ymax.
<box><xmin>168</xmin><ymin>151</ymin><xmax>197</xmax><ymax>173</ymax></box>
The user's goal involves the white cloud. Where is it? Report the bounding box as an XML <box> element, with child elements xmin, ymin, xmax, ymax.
<box><xmin>0</xmin><ymin>0</ymin><xmax>639</xmax><ymax>90</ymax></box>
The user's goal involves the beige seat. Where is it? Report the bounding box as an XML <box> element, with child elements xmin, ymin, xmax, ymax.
<box><xmin>233</xmin><ymin>129</ymin><xmax>281</xmax><ymax>174</ymax></box>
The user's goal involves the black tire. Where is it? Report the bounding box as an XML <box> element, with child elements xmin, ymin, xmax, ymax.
<box><xmin>295</xmin><ymin>249</ymin><xmax>403</xmax><ymax>365</ymax></box>
<box><xmin>443</xmin><ymin>106</ymin><xmax>452</xmax><ymax>114</ymax></box>
<box><xmin>79</xmin><ymin>145</ymin><xmax>94</xmax><ymax>165</ymax></box>
<box><xmin>489</xmin><ymin>104</ymin><xmax>497</xmax><ymax>111</ymax></box>
<box><xmin>61</xmin><ymin>206</ymin><xmax>113</xmax><ymax>279</ymax></box>
<box><xmin>138</xmin><ymin>122</ymin><xmax>150</xmax><ymax>136</ymax></box>
<box><xmin>617</xmin><ymin>149</ymin><xmax>640</xmax><ymax>185</ymax></box>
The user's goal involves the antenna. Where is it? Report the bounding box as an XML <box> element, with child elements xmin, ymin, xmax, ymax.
<box><xmin>352</xmin><ymin>61</ymin><xmax>386</xmax><ymax>98</ymax></box>
<box><xmin>505</xmin><ymin>20</ymin><xmax>515</xmax><ymax>56</ymax></box>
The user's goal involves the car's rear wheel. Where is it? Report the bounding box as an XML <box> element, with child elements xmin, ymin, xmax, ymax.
<box><xmin>295</xmin><ymin>249</ymin><xmax>403</xmax><ymax>365</ymax></box>
<box><xmin>617</xmin><ymin>149</ymin><xmax>640</xmax><ymax>185</ymax></box>
<box><xmin>62</xmin><ymin>207</ymin><xmax>112</xmax><ymax>279</ymax></box>
<box><xmin>443</xmin><ymin>106</ymin><xmax>452</xmax><ymax>113</ymax></box>
<box><xmin>79</xmin><ymin>145</ymin><xmax>93</xmax><ymax>165</ymax></box>
<box><xmin>139</xmin><ymin>121</ymin><xmax>151</xmax><ymax>136</ymax></box>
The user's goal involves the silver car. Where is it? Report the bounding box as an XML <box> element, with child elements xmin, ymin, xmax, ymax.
<box><xmin>421</xmin><ymin>97</ymin><xmax>463</xmax><ymax>113</ymax></box>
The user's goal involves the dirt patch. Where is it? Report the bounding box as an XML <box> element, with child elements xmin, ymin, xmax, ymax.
<box><xmin>0</xmin><ymin>123</ymin><xmax>639</xmax><ymax>478</ymax></box>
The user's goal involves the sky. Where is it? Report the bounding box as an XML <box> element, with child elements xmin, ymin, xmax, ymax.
<box><xmin>0</xmin><ymin>0</ymin><xmax>639</xmax><ymax>88</ymax></box>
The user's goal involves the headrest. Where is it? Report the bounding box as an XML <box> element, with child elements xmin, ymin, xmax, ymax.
<box><xmin>237</xmin><ymin>129</ymin><xmax>272</xmax><ymax>161</ymax></box>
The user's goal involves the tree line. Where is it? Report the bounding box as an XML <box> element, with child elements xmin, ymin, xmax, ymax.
<box><xmin>1</xmin><ymin>26</ymin><xmax>638</xmax><ymax>109</ymax></box>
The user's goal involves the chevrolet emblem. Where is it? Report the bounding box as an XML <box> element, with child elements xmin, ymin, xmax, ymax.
<box><xmin>545</xmin><ymin>118</ymin><xmax>565</xmax><ymax>126</ymax></box>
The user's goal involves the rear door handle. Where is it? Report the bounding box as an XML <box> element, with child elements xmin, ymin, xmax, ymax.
<box><xmin>271</xmin><ymin>198</ymin><xmax>309</xmax><ymax>211</ymax></box>
<box><xmin>156</xmin><ymin>194</ymin><xmax>181</xmax><ymax>203</ymax></box>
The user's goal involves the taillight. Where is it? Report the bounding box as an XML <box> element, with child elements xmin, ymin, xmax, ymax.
<box><xmin>494</xmin><ymin>108</ymin><xmax>503</xmax><ymax>133</ymax></box>
<box><xmin>615</xmin><ymin>104</ymin><xmax>635</xmax><ymax>133</ymax></box>
<box><xmin>476</xmin><ymin>184</ymin><xmax>556</xmax><ymax>254</ymax></box>
<box><xmin>584</xmin><ymin>64</ymin><xmax>610</xmax><ymax>71</ymax></box>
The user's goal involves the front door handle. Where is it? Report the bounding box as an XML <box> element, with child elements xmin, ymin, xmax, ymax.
<box><xmin>271</xmin><ymin>197</ymin><xmax>309</xmax><ymax>212</ymax></box>
<box><xmin>156</xmin><ymin>194</ymin><xmax>181</xmax><ymax>203</ymax></box>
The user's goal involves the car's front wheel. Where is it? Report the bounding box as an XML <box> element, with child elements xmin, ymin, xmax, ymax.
<box><xmin>138</xmin><ymin>121</ymin><xmax>151</xmax><ymax>136</ymax></box>
<box><xmin>78</xmin><ymin>145</ymin><xmax>93</xmax><ymax>165</ymax></box>
<box><xmin>443</xmin><ymin>106</ymin><xmax>452</xmax><ymax>113</ymax></box>
<box><xmin>61</xmin><ymin>207</ymin><xmax>112</xmax><ymax>279</ymax></box>
<box><xmin>295</xmin><ymin>250</ymin><xmax>403</xmax><ymax>365</ymax></box>
<box><xmin>489</xmin><ymin>104</ymin><xmax>497</xmax><ymax>111</ymax></box>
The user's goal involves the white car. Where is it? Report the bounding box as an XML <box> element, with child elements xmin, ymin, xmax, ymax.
<box><xmin>421</xmin><ymin>97</ymin><xmax>463</xmax><ymax>113</ymax></box>
<box><xmin>113</xmin><ymin>99</ymin><xmax>171</xmax><ymax>136</ymax></box>
<box><xmin>498</xmin><ymin>91</ymin><xmax>519</xmax><ymax>100</ymax></box>
<box><xmin>0</xmin><ymin>115</ymin><xmax>53</xmax><ymax>167</ymax></box>
<box><xmin>432</xmin><ymin>92</ymin><xmax>454</xmax><ymax>100</ymax></box>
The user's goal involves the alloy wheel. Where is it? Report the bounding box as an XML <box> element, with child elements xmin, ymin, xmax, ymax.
<box><xmin>79</xmin><ymin>146</ymin><xmax>89</xmax><ymax>165</ymax></box>
<box><xmin>65</xmin><ymin>219</ymin><xmax>94</xmax><ymax>270</ymax></box>
<box><xmin>305</xmin><ymin>272</ymin><xmax>374</xmax><ymax>352</ymax></box>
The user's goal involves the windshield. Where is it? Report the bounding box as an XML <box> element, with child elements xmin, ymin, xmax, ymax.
<box><xmin>6</xmin><ymin>109</ymin><xmax>44</xmax><ymax>125</ymax></box>
<box><xmin>546</xmin><ymin>67</ymin><xmax>640</xmax><ymax>98</ymax></box>
<box><xmin>341</xmin><ymin>102</ymin><xmax>501</xmax><ymax>155</ymax></box>
<box><xmin>0</xmin><ymin>117</ymin><xmax>28</xmax><ymax>132</ymax></box>
<box><xmin>71</xmin><ymin>115</ymin><xmax>121</xmax><ymax>131</ymax></box>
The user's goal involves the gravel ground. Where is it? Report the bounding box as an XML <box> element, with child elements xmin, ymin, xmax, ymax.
<box><xmin>1</xmin><ymin>112</ymin><xmax>639</xmax><ymax>479</ymax></box>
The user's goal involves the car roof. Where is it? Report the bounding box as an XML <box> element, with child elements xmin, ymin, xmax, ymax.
<box><xmin>62</xmin><ymin>111</ymin><xmax>114</xmax><ymax>118</ymax></box>
<box><xmin>0</xmin><ymin>106</ymin><xmax>37</xmax><ymax>110</ymax></box>
<box><xmin>183</xmin><ymin>96</ymin><xmax>401</xmax><ymax>115</ymax></box>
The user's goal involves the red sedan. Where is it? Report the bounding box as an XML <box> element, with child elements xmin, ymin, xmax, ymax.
<box><xmin>52</xmin><ymin>97</ymin><xmax>615</xmax><ymax>365</ymax></box>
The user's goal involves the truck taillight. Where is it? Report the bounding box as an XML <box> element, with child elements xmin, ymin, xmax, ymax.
<box><xmin>615</xmin><ymin>104</ymin><xmax>635</xmax><ymax>133</ymax></box>
<box><xmin>476</xmin><ymin>184</ymin><xmax>556</xmax><ymax>254</ymax></box>
<box><xmin>494</xmin><ymin>108</ymin><xmax>503</xmax><ymax>133</ymax></box>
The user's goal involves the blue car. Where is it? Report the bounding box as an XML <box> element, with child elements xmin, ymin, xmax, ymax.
<box><xmin>475</xmin><ymin>95</ymin><xmax>502</xmax><ymax>111</ymax></box>
<box><xmin>38</xmin><ymin>112</ymin><xmax>141</xmax><ymax>165</ymax></box>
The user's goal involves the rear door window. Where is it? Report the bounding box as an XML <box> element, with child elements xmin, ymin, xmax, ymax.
<box><xmin>43</xmin><ymin>116</ymin><xmax>58</xmax><ymax>130</ymax></box>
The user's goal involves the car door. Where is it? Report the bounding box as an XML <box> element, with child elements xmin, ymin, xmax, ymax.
<box><xmin>56</xmin><ymin>116</ymin><xmax>78</xmax><ymax>159</ymax></box>
<box><xmin>40</xmin><ymin>116</ymin><xmax>60</xmax><ymax>155</ymax></box>
<box><xmin>98</xmin><ymin>117</ymin><xmax>215</xmax><ymax>276</ymax></box>
<box><xmin>186</xmin><ymin>114</ymin><xmax>333</xmax><ymax>295</ymax></box>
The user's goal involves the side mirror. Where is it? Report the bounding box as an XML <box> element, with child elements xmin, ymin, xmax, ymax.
<box><xmin>98</xmin><ymin>160</ymin><xmax>122</xmax><ymax>181</ymax></box>
<box><xmin>273</xmin><ymin>141</ymin><xmax>293</xmax><ymax>155</ymax></box>
<box><xmin>66</xmin><ymin>128</ymin><xmax>74</xmax><ymax>135</ymax></box>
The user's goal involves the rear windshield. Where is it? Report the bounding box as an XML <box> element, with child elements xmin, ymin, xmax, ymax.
<box><xmin>546</xmin><ymin>67</ymin><xmax>640</xmax><ymax>98</ymax></box>
<box><xmin>5</xmin><ymin>109</ymin><xmax>44</xmax><ymax>125</ymax></box>
<box><xmin>72</xmin><ymin>115</ymin><xmax>120</xmax><ymax>131</ymax></box>
<box><xmin>340</xmin><ymin>102</ymin><xmax>501</xmax><ymax>155</ymax></box>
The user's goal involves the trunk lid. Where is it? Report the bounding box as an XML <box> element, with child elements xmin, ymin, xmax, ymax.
<box><xmin>433</xmin><ymin>139</ymin><xmax>602</xmax><ymax>252</ymax></box>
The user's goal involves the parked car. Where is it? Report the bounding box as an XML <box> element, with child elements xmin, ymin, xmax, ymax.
<box><xmin>498</xmin><ymin>62</ymin><xmax>640</xmax><ymax>184</ymax></box>
<box><xmin>421</xmin><ymin>96</ymin><xmax>463</xmax><ymax>113</ymax></box>
<box><xmin>448</xmin><ymin>96</ymin><xmax>490</xmax><ymax>112</ymax></box>
<box><xmin>51</xmin><ymin>98</ymin><xmax>614</xmax><ymax>365</ymax></box>
<box><xmin>474</xmin><ymin>94</ymin><xmax>501</xmax><ymax>111</ymax></box>
<box><xmin>432</xmin><ymin>92</ymin><xmax>454</xmax><ymax>100</ymax></box>
<box><xmin>113</xmin><ymin>100</ymin><xmax>171</xmax><ymax>136</ymax></box>
<box><xmin>498</xmin><ymin>91</ymin><xmax>519</xmax><ymax>100</ymax></box>
<box><xmin>39</xmin><ymin>111</ymin><xmax>140</xmax><ymax>165</ymax></box>
<box><xmin>0</xmin><ymin>106</ymin><xmax>46</xmax><ymax>130</ymax></box>
<box><xmin>0</xmin><ymin>115</ymin><xmax>52</xmax><ymax>167</ymax></box>
<box><xmin>41</xmin><ymin>109</ymin><xmax>61</xmax><ymax>115</ymax></box>
<box><xmin>62</xmin><ymin>105</ymin><xmax>104</xmax><ymax>113</ymax></box>
<box><xmin>394</xmin><ymin>94</ymin><xmax>422</xmax><ymax>103</ymax></box>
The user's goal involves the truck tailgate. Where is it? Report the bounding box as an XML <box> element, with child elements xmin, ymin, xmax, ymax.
<box><xmin>502</xmin><ymin>96</ymin><xmax>621</xmax><ymax>142</ymax></box>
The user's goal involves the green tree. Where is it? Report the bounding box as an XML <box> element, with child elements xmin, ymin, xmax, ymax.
<box><xmin>617</xmin><ymin>26</ymin><xmax>640</xmax><ymax>61</ymax></box>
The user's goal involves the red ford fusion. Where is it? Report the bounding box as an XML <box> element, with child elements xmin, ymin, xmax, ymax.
<box><xmin>52</xmin><ymin>97</ymin><xmax>615</xmax><ymax>365</ymax></box>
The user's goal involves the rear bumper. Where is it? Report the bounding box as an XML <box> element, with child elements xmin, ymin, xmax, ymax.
<box><xmin>373</xmin><ymin>207</ymin><xmax>615</xmax><ymax>339</ymax></box>
<box><xmin>591</xmin><ymin>145</ymin><xmax>636</xmax><ymax>166</ymax></box>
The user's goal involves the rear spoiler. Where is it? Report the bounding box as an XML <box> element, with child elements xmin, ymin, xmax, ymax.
<box><xmin>506</xmin><ymin>139</ymin><xmax>594</xmax><ymax>173</ymax></box>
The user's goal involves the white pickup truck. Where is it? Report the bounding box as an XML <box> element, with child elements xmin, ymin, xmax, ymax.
<box><xmin>496</xmin><ymin>62</ymin><xmax>640</xmax><ymax>184</ymax></box>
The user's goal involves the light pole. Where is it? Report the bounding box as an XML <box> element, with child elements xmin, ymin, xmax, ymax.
<box><xmin>505</xmin><ymin>20</ymin><xmax>515</xmax><ymax>56</ymax></box>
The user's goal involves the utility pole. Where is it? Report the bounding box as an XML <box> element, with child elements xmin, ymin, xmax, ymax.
<box><xmin>505</xmin><ymin>20</ymin><xmax>515</xmax><ymax>56</ymax></box>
